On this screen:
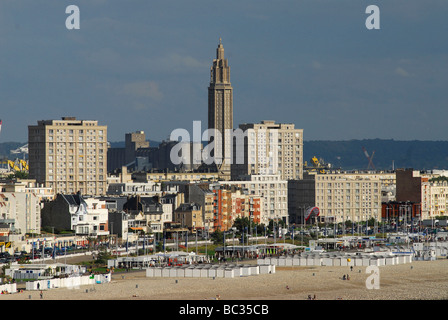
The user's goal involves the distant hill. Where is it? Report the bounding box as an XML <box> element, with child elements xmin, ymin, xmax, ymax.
<box><xmin>2</xmin><ymin>139</ymin><xmax>447</xmax><ymax>170</ymax></box>
<box><xmin>304</xmin><ymin>139</ymin><xmax>448</xmax><ymax>171</ymax></box>
<box><xmin>0</xmin><ymin>142</ymin><xmax>25</xmax><ymax>160</ymax></box>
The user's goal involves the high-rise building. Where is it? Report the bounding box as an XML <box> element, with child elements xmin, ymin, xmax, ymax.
<box><xmin>108</xmin><ymin>131</ymin><xmax>150</xmax><ymax>172</ymax></box>
<box><xmin>208</xmin><ymin>38</ymin><xmax>233</xmax><ymax>180</ymax></box>
<box><xmin>289</xmin><ymin>171</ymin><xmax>384</xmax><ymax>225</ymax></box>
<box><xmin>231</xmin><ymin>120</ymin><xmax>304</xmax><ymax>181</ymax></box>
<box><xmin>28</xmin><ymin>117</ymin><xmax>108</xmax><ymax>196</ymax></box>
<box><xmin>220</xmin><ymin>175</ymin><xmax>288</xmax><ymax>224</ymax></box>
<box><xmin>125</xmin><ymin>131</ymin><xmax>150</xmax><ymax>164</ymax></box>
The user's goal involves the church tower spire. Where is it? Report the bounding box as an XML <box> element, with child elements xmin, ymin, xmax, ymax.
<box><xmin>210</xmin><ymin>38</ymin><xmax>230</xmax><ymax>84</ymax></box>
<box><xmin>217</xmin><ymin>37</ymin><xmax>224</xmax><ymax>60</ymax></box>
<box><xmin>208</xmin><ymin>38</ymin><xmax>233</xmax><ymax>180</ymax></box>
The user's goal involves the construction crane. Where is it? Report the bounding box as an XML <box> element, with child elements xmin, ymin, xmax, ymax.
<box><xmin>10</xmin><ymin>144</ymin><xmax>28</xmax><ymax>159</ymax></box>
<box><xmin>7</xmin><ymin>159</ymin><xmax>28</xmax><ymax>172</ymax></box>
<box><xmin>19</xmin><ymin>159</ymin><xmax>29</xmax><ymax>171</ymax></box>
<box><xmin>362</xmin><ymin>147</ymin><xmax>375</xmax><ymax>170</ymax></box>
<box><xmin>304</xmin><ymin>156</ymin><xmax>331</xmax><ymax>174</ymax></box>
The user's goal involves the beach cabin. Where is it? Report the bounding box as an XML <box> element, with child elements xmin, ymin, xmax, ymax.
<box><xmin>146</xmin><ymin>268</ymin><xmax>154</xmax><ymax>277</ymax></box>
<box><xmin>200</xmin><ymin>266</ymin><xmax>210</xmax><ymax>278</ymax></box>
<box><xmin>216</xmin><ymin>267</ymin><xmax>225</xmax><ymax>278</ymax></box>
<box><xmin>278</xmin><ymin>257</ymin><xmax>286</xmax><ymax>266</ymax></box>
<box><xmin>362</xmin><ymin>257</ymin><xmax>370</xmax><ymax>266</ymax></box>
<box><xmin>292</xmin><ymin>257</ymin><xmax>300</xmax><ymax>266</ymax></box>
<box><xmin>224</xmin><ymin>269</ymin><xmax>234</xmax><ymax>278</ymax></box>
<box><xmin>306</xmin><ymin>256</ymin><xmax>314</xmax><ymax>266</ymax></box>
<box><xmin>323</xmin><ymin>257</ymin><xmax>333</xmax><ymax>266</ymax></box>
<box><xmin>170</xmin><ymin>267</ymin><xmax>178</xmax><ymax>277</ymax></box>
<box><xmin>208</xmin><ymin>266</ymin><xmax>218</xmax><ymax>278</ymax></box>
<box><xmin>250</xmin><ymin>265</ymin><xmax>259</xmax><ymax>275</ymax></box>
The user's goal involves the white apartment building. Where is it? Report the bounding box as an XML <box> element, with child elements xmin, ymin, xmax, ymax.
<box><xmin>315</xmin><ymin>172</ymin><xmax>382</xmax><ymax>224</ymax></box>
<box><xmin>28</xmin><ymin>117</ymin><xmax>107</xmax><ymax>196</ymax></box>
<box><xmin>290</xmin><ymin>171</ymin><xmax>393</xmax><ymax>224</ymax></box>
<box><xmin>422</xmin><ymin>180</ymin><xmax>448</xmax><ymax>218</ymax></box>
<box><xmin>0</xmin><ymin>191</ymin><xmax>41</xmax><ymax>239</ymax></box>
<box><xmin>220</xmin><ymin>174</ymin><xmax>288</xmax><ymax>224</ymax></box>
<box><xmin>82</xmin><ymin>198</ymin><xmax>109</xmax><ymax>237</ymax></box>
<box><xmin>232</xmin><ymin>120</ymin><xmax>304</xmax><ymax>181</ymax></box>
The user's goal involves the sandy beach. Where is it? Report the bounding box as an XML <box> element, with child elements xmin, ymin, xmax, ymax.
<box><xmin>1</xmin><ymin>259</ymin><xmax>447</xmax><ymax>301</ymax></box>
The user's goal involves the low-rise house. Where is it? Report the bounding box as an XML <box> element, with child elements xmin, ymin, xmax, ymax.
<box><xmin>174</xmin><ymin>203</ymin><xmax>203</xmax><ymax>231</ymax></box>
<box><xmin>123</xmin><ymin>195</ymin><xmax>173</xmax><ymax>234</ymax></box>
<box><xmin>41</xmin><ymin>193</ymin><xmax>109</xmax><ymax>237</ymax></box>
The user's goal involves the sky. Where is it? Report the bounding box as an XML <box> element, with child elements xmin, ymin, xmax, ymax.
<box><xmin>0</xmin><ymin>0</ymin><xmax>447</xmax><ymax>144</ymax></box>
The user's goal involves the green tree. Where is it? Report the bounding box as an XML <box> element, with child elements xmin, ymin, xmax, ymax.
<box><xmin>232</xmin><ymin>217</ymin><xmax>250</xmax><ymax>234</ymax></box>
<box><xmin>268</xmin><ymin>219</ymin><xmax>285</xmax><ymax>233</ymax></box>
<box><xmin>94</xmin><ymin>248</ymin><xmax>113</xmax><ymax>265</ymax></box>
<box><xmin>6</xmin><ymin>171</ymin><xmax>29</xmax><ymax>180</ymax></box>
<box><xmin>211</xmin><ymin>230</ymin><xmax>224</xmax><ymax>245</ymax></box>
<box><xmin>155</xmin><ymin>241</ymin><xmax>163</xmax><ymax>252</ymax></box>
<box><xmin>367</xmin><ymin>217</ymin><xmax>377</xmax><ymax>227</ymax></box>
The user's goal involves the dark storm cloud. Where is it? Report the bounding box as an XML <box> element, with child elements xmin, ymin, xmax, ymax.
<box><xmin>0</xmin><ymin>0</ymin><xmax>447</xmax><ymax>143</ymax></box>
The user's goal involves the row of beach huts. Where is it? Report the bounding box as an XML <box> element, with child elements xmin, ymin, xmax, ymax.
<box><xmin>0</xmin><ymin>273</ymin><xmax>111</xmax><ymax>295</ymax></box>
<box><xmin>146</xmin><ymin>263</ymin><xmax>275</xmax><ymax>279</ymax></box>
<box><xmin>143</xmin><ymin>251</ymin><xmax>414</xmax><ymax>279</ymax></box>
<box><xmin>257</xmin><ymin>251</ymin><xmax>413</xmax><ymax>267</ymax></box>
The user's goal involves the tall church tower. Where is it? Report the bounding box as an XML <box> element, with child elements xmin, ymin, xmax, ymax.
<box><xmin>208</xmin><ymin>38</ymin><xmax>233</xmax><ymax>180</ymax></box>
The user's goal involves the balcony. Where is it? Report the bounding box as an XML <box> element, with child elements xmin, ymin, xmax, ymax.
<box><xmin>0</xmin><ymin>219</ymin><xmax>15</xmax><ymax>224</ymax></box>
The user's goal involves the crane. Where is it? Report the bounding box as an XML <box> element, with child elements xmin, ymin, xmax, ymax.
<box><xmin>304</xmin><ymin>156</ymin><xmax>331</xmax><ymax>174</ymax></box>
<box><xmin>0</xmin><ymin>159</ymin><xmax>29</xmax><ymax>173</ymax></box>
<box><xmin>10</xmin><ymin>144</ymin><xmax>28</xmax><ymax>159</ymax></box>
<box><xmin>362</xmin><ymin>147</ymin><xmax>375</xmax><ymax>170</ymax></box>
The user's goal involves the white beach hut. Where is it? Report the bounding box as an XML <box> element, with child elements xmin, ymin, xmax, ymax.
<box><xmin>154</xmin><ymin>267</ymin><xmax>163</xmax><ymax>277</ymax></box>
<box><xmin>323</xmin><ymin>257</ymin><xmax>333</xmax><ymax>266</ymax></box>
<box><xmin>362</xmin><ymin>257</ymin><xmax>370</xmax><ymax>266</ymax></box>
<box><xmin>224</xmin><ymin>268</ymin><xmax>234</xmax><ymax>278</ymax></box>
<box><xmin>184</xmin><ymin>267</ymin><xmax>194</xmax><ymax>277</ymax></box>
<box><xmin>250</xmin><ymin>265</ymin><xmax>259</xmax><ymax>275</ymax></box>
<box><xmin>170</xmin><ymin>267</ymin><xmax>178</xmax><ymax>277</ymax></box>
<box><xmin>162</xmin><ymin>267</ymin><xmax>171</xmax><ymax>277</ymax></box>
